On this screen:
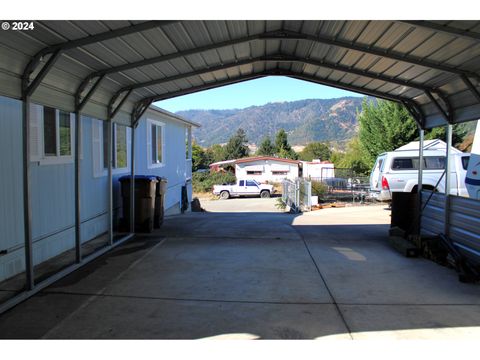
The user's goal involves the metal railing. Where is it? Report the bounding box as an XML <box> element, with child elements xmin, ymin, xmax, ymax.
<box><xmin>310</xmin><ymin>167</ymin><xmax>371</xmax><ymax>203</ymax></box>
<box><xmin>282</xmin><ymin>178</ymin><xmax>312</xmax><ymax>213</ymax></box>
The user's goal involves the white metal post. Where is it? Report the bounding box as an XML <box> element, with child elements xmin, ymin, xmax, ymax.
<box><xmin>108</xmin><ymin>119</ymin><xmax>113</xmax><ymax>244</ymax></box>
<box><xmin>130</xmin><ymin>126</ymin><xmax>135</xmax><ymax>233</ymax></box>
<box><xmin>444</xmin><ymin>124</ymin><xmax>453</xmax><ymax>237</ymax></box>
<box><xmin>22</xmin><ymin>97</ymin><xmax>34</xmax><ymax>290</ymax></box>
<box><xmin>74</xmin><ymin>111</ymin><xmax>82</xmax><ymax>262</ymax></box>
<box><xmin>417</xmin><ymin>127</ymin><xmax>424</xmax><ymax>234</ymax></box>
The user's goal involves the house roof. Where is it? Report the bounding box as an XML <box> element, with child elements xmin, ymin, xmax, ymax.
<box><xmin>1</xmin><ymin>21</ymin><xmax>479</xmax><ymax>129</ymax></box>
<box><xmin>209</xmin><ymin>159</ymin><xmax>237</xmax><ymax>167</ymax></box>
<box><xmin>147</xmin><ymin>104</ymin><xmax>200</xmax><ymax>128</ymax></box>
<box><xmin>235</xmin><ymin>156</ymin><xmax>301</xmax><ymax>165</ymax></box>
<box><xmin>302</xmin><ymin>160</ymin><xmax>334</xmax><ymax>165</ymax></box>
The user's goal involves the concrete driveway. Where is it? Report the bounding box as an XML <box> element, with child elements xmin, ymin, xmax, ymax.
<box><xmin>1</xmin><ymin>202</ymin><xmax>480</xmax><ymax>339</ymax></box>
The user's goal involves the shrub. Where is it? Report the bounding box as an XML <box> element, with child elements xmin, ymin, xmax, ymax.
<box><xmin>311</xmin><ymin>180</ymin><xmax>328</xmax><ymax>200</ymax></box>
<box><xmin>192</xmin><ymin>171</ymin><xmax>236</xmax><ymax>193</ymax></box>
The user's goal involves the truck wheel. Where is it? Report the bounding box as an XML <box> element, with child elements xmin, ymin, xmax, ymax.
<box><xmin>260</xmin><ymin>190</ymin><xmax>270</xmax><ymax>198</ymax></box>
<box><xmin>219</xmin><ymin>191</ymin><xmax>230</xmax><ymax>200</ymax></box>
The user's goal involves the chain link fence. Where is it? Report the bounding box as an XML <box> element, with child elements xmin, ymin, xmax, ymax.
<box><xmin>282</xmin><ymin>178</ymin><xmax>312</xmax><ymax>213</ymax></box>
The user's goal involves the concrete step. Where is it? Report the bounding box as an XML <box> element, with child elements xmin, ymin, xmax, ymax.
<box><xmin>389</xmin><ymin>235</ymin><xmax>419</xmax><ymax>258</ymax></box>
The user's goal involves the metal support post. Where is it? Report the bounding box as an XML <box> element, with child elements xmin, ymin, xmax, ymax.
<box><xmin>130</xmin><ymin>126</ymin><xmax>136</xmax><ymax>233</ymax></box>
<box><xmin>444</xmin><ymin>124</ymin><xmax>453</xmax><ymax>238</ymax></box>
<box><xmin>108</xmin><ymin>118</ymin><xmax>114</xmax><ymax>245</ymax></box>
<box><xmin>22</xmin><ymin>96</ymin><xmax>34</xmax><ymax>290</ymax></box>
<box><xmin>74</xmin><ymin>111</ymin><xmax>82</xmax><ymax>263</ymax></box>
<box><xmin>417</xmin><ymin>127</ymin><xmax>424</xmax><ymax>235</ymax></box>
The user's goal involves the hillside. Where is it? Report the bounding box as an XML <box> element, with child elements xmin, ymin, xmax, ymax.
<box><xmin>177</xmin><ymin>97</ymin><xmax>365</xmax><ymax>147</ymax></box>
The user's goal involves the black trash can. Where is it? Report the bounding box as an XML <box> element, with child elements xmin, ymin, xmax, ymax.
<box><xmin>154</xmin><ymin>177</ymin><xmax>168</xmax><ymax>228</ymax></box>
<box><xmin>119</xmin><ymin>175</ymin><xmax>158</xmax><ymax>233</ymax></box>
<box><xmin>391</xmin><ymin>192</ymin><xmax>419</xmax><ymax>235</ymax></box>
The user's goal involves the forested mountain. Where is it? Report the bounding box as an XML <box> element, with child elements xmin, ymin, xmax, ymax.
<box><xmin>176</xmin><ymin>97</ymin><xmax>365</xmax><ymax>147</ymax></box>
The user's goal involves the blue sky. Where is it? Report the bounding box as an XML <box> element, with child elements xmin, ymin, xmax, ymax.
<box><xmin>155</xmin><ymin>76</ymin><xmax>363</xmax><ymax>113</ymax></box>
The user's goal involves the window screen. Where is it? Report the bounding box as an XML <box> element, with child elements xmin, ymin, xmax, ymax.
<box><xmin>116</xmin><ymin>125</ymin><xmax>127</xmax><ymax>168</ymax></box>
<box><xmin>59</xmin><ymin>111</ymin><xmax>71</xmax><ymax>156</ymax></box>
<box><xmin>103</xmin><ymin>121</ymin><xmax>109</xmax><ymax>169</ymax></box>
<box><xmin>151</xmin><ymin>124</ymin><xmax>163</xmax><ymax>164</ymax></box>
<box><xmin>43</xmin><ymin>107</ymin><xmax>56</xmax><ymax>156</ymax></box>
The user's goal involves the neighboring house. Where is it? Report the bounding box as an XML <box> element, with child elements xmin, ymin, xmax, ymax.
<box><xmin>0</xmin><ymin>96</ymin><xmax>198</xmax><ymax>282</ymax></box>
<box><xmin>302</xmin><ymin>159</ymin><xmax>335</xmax><ymax>180</ymax></box>
<box><xmin>210</xmin><ymin>156</ymin><xmax>301</xmax><ymax>183</ymax></box>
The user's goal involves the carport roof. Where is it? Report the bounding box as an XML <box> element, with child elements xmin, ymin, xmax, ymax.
<box><xmin>1</xmin><ymin>20</ymin><xmax>480</xmax><ymax>128</ymax></box>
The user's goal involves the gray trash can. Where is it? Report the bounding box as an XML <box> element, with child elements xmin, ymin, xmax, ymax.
<box><xmin>120</xmin><ymin>175</ymin><xmax>158</xmax><ymax>233</ymax></box>
<box><xmin>154</xmin><ymin>177</ymin><xmax>168</xmax><ymax>228</ymax></box>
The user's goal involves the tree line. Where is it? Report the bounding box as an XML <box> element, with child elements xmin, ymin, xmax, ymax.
<box><xmin>192</xmin><ymin>98</ymin><xmax>470</xmax><ymax>174</ymax></box>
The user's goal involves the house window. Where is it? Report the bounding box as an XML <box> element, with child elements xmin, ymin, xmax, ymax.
<box><xmin>147</xmin><ymin>119</ymin><xmax>165</xmax><ymax>168</ymax></box>
<box><xmin>151</xmin><ymin>124</ymin><xmax>162</xmax><ymax>164</ymax></box>
<box><xmin>59</xmin><ymin>111</ymin><xmax>71</xmax><ymax>156</ymax></box>
<box><xmin>43</xmin><ymin>106</ymin><xmax>73</xmax><ymax>162</ymax></box>
<box><xmin>92</xmin><ymin>119</ymin><xmax>130</xmax><ymax>177</ymax></box>
<box><xmin>272</xmin><ymin>171</ymin><xmax>289</xmax><ymax>175</ymax></box>
<box><xmin>247</xmin><ymin>170</ymin><xmax>262</xmax><ymax>175</ymax></box>
<box><xmin>102</xmin><ymin>122</ymin><xmax>127</xmax><ymax>169</ymax></box>
<box><xmin>43</xmin><ymin>107</ymin><xmax>57</xmax><ymax>156</ymax></box>
<box><xmin>116</xmin><ymin>124</ymin><xmax>127</xmax><ymax>169</ymax></box>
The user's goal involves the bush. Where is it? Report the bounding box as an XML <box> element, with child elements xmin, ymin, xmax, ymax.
<box><xmin>192</xmin><ymin>171</ymin><xmax>236</xmax><ymax>193</ymax></box>
<box><xmin>311</xmin><ymin>181</ymin><xmax>328</xmax><ymax>199</ymax></box>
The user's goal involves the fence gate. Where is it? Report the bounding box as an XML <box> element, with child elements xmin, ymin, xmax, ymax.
<box><xmin>309</xmin><ymin>167</ymin><xmax>371</xmax><ymax>203</ymax></box>
<box><xmin>282</xmin><ymin>178</ymin><xmax>312</xmax><ymax>213</ymax></box>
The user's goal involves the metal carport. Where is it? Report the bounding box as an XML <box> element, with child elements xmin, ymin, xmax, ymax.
<box><xmin>1</xmin><ymin>20</ymin><xmax>480</xmax><ymax>313</ymax></box>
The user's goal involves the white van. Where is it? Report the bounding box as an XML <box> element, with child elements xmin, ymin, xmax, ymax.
<box><xmin>369</xmin><ymin>139</ymin><xmax>470</xmax><ymax>201</ymax></box>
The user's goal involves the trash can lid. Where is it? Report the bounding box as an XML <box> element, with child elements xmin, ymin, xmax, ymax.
<box><xmin>119</xmin><ymin>175</ymin><xmax>158</xmax><ymax>182</ymax></box>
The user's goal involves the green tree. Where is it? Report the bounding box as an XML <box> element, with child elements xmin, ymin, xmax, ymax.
<box><xmin>274</xmin><ymin>129</ymin><xmax>298</xmax><ymax>159</ymax></box>
<box><xmin>332</xmin><ymin>137</ymin><xmax>371</xmax><ymax>175</ymax></box>
<box><xmin>299</xmin><ymin>142</ymin><xmax>332</xmax><ymax>161</ymax></box>
<box><xmin>358</xmin><ymin>99</ymin><xmax>417</xmax><ymax>168</ymax></box>
<box><xmin>256</xmin><ymin>136</ymin><xmax>275</xmax><ymax>156</ymax></box>
<box><xmin>205</xmin><ymin>144</ymin><xmax>226</xmax><ymax>163</ymax></box>
<box><xmin>191</xmin><ymin>142</ymin><xmax>208</xmax><ymax>171</ymax></box>
<box><xmin>223</xmin><ymin>128</ymin><xmax>249</xmax><ymax>160</ymax></box>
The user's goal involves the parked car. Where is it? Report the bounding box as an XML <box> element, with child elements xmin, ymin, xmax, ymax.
<box><xmin>213</xmin><ymin>179</ymin><xmax>275</xmax><ymax>199</ymax></box>
<box><xmin>369</xmin><ymin>140</ymin><xmax>470</xmax><ymax>201</ymax></box>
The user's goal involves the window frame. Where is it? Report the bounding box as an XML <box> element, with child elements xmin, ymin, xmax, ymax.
<box><xmin>39</xmin><ymin>107</ymin><xmax>75</xmax><ymax>166</ymax></box>
<box><xmin>93</xmin><ymin>119</ymin><xmax>130</xmax><ymax>178</ymax></box>
<box><xmin>147</xmin><ymin>118</ymin><xmax>166</xmax><ymax>169</ymax></box>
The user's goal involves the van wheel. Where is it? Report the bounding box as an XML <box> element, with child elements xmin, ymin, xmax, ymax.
<box><xmin>260</xmin><ymin>190</ymin><xmax>270</xmax><ymax>198</ymax></box>
<box><xmin>219</xmin><ymin>191</ymin><xmax>230</xmax><ymax>200</ymax></box>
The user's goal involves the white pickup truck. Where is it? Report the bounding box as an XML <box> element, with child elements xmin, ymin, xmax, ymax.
<box><xmin>370</xmin><ymin>139</ymin><xmax>470</xmax><ymax>201</ymax></box>
<box><xmin>213</xmin><ymin>179</ymin><xmax>275</xmax><ymax>199</ymax></box>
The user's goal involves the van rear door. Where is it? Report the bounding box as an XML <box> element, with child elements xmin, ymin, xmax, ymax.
<box><xmin>370</xmin><ymin>155</ymin><xmax>386</xmax><ymax>191</ymax></box>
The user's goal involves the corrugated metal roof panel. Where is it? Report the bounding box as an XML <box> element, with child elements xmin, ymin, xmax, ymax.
<box><xmin>0</xmin><ymin>20</ymin><xmax>479</xmax><ymax>128</ymax></box>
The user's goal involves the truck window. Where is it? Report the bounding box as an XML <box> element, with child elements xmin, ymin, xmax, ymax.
<box><xmin>246</xmin><ymin>180</ymin><xmax>257</xmax><ymax>187</ymax></box>
<box><xmin>462</xmin><ymin>156</ymin><xmax>470</xmax><ymax>170</ymax></box>
<box><xmin>239</xmin><ymin>180</ymin><xmax>244</xmax><ymax>186</ymax></box>
<box><xmin>392</xmin><ymin>157</ymin><xmax>419</xmax><ymax>170</ymax></box>
<box><xmin>424</xmin><ymin>156</ymin><xmax>445</xmax><ymax>170</ymax></box>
